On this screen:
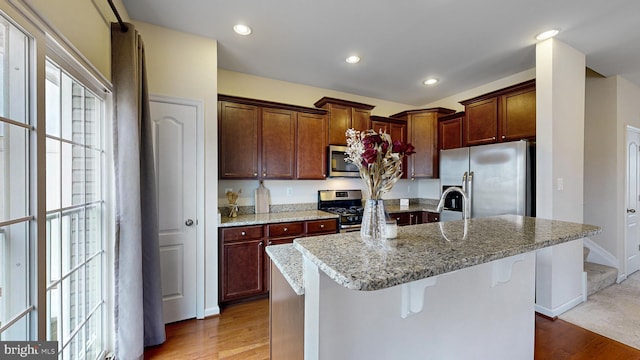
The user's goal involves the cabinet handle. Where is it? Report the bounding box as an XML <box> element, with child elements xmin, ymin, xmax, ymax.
<box><xmin>241</xmin><ymin>231</ymin><xmax>246</xmax><ymax>236</ymax></box>
<box><xmin>253</xmin><ymin>173</ymin><xmax>258</xmax><ymax>177</ymax></box>
<box><xmin>396</xmin><ymin>217</ymin><xmax>400</xmax><ymax>221</ymax></box>
<box><xmin>284</xmin><ymin>227</ymin><xmax>288</xmax><ymax>232</ymax></box>
<box><xmin>492</xmin><ymin>136</ymin><xmax>496</xmax><ymax>140</ymax></box>
<box><xmin>263</xmin><ymin>172</ymin><xmax>267</xmax><ymax>177</ymax></box>
<box><xmin>502</xmin><ymin>135</ymin><xmax>506</xmax><ymax>139</ymax></box>
<box><xmin>320</xmin><ymin>224</ymin><xmax>325</xmax><ymax>228</ymax></box>
<box><xmin>268</xmin><ymin>241</ymin><xmax>272</xmax><ymax>245</ymax></box>
<box><xmin>259</xmin><ymin>241</ymin><xmax>263</xmax><ymax>247</ymax></box>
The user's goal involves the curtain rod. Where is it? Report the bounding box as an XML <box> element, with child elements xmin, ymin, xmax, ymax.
<box><xmin>107</xmin><ymin>0</ymin><xmax>129</xmax><ymax>32</ymax></box>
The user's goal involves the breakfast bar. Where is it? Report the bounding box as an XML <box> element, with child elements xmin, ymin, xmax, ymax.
<box><xmin>267</xmin><ymin>215</ymin><xmax>600</xmax><ymax>360</ymax></box>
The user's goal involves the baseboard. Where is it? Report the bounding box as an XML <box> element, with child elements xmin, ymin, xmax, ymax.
<box><xmin>535</xmin><ymin>294</ymin><xmax>584</xmax><ymax>317</ymax></box>
<box><xmin>617</xmin><ymin>273</ymin><xmax>628</xmax><ymax>283</ymax></box>
<box><xmin>204</xmin><ymin>306</ymin><xmax>220</xmax><ymax>318</ymax></box>
<box><xmin>583</xmin><ymin>237</ymin><xmax>619</xmax><ymax>270</ymax></box>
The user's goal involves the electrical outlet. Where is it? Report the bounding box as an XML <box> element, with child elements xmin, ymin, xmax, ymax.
<box><xmin>286</xmin><ymin>187</ymin><xmax>293</xmax><ymax>197</ymax></box>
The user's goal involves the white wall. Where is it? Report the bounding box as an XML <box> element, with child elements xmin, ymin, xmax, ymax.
<box><xmin>132</xmin><ymin>21</ymin><xmax>220</xmax><ymax>316</ymax></box>
<box><xmin>585</xmin><ymin>76</ymin><xmax>640</xmax><ymax>273</ymax></box>
<box><xmin>584</xmin><ymin>76</ymin><xmax>619</xmax><ymax>259</ymax></box>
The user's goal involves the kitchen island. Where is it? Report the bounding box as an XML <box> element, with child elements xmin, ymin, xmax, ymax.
<box><xmin>267</xmin><ymin>215</ymin><xmax>600</xmax><ymax>360</ymax></box>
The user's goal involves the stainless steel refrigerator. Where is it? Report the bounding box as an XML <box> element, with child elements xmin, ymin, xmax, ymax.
<box><xmin>439</xmin><ymin>140</ymin><xmax>534</xmax><ymax>221</ymax></box>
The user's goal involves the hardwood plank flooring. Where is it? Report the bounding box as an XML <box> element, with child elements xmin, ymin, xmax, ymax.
<box><xmin>144</xmin><ymin>299</ymin><xmax>640</xmax><ymax>359</ymax></box>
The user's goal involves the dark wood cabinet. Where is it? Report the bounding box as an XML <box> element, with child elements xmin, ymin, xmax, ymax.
<box><xmin>220</xmin><ymin>226</ymin><xmax>265</xmax><ymax>303</ymax></box>
<box><xmin>500</xmin><ymin>85</ymin><xmax>536</xmax><ymax>142</ymax></box>
<box><xmin>262</xmin><ymin>108</ymin><xmax>295</xmax><ymax>179</ymax></box>
<box><xmin>460</xmin><ymin>80</ymin><xmax>535</xmax><ymax>146</ymax></box>
<box><xmin>219</xmin><ymin>101</ymin><xmax>260</xmax><ymax>178</ymax></box>
<box><xmin>438</xmin><ymin>112</ymin><xmax>465</xmax><ymax>150</ymax></box>
<box><xmin>314</xmin><ymin>97</ymin><xmax>374</xmax><ymax>145</ymax></box>
<box><xmin>371</xmin><ymin>115</ymin><xmax>409</xmax><ymax>179</ymax></box>
<box><xmin>306</xmin><ymin>219</ymin><xmax>338</xmax><ymax>235</ymax></box>
<box><xmin>390</xmin><ymin>108</ymin><xmax>455</xmax><ymax>179</ymax></box>
<box><xmin>218</xmin><ymin>95</ymin><xmax>327</xmax><ymax>180</ymax></box>
<box><xmin>296</xmin><ymin>112</ymin><xmax>327</xmax><ymax>179</ymax></box>
<box><xmin>220</xmin><ymin>218</ymin><xmax>338</xmax><ymax>306</ymax></box>
<box><xmin>424</xmin><ymin>212</ymin><xmax>440</xmax><ymax>223</ymax></box>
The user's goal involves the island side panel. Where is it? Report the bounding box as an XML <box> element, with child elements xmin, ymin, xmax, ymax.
<box><xmin>304</xmin><ymin>252</ymin><xmax>536</xmax><ymax>360</ymax></box>
<box><xmin>270</xmin><ymin>261</ymin><xmax>304</xmax><ymax>360</ymax></box>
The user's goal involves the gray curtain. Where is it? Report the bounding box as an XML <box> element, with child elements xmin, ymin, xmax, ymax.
<box><xmin>111</xmin><ymin>22</ymin><xmax>165</xmax><ymax>359</ymax></box>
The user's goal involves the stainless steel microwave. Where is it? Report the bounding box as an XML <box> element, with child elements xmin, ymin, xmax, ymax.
<box><xmin>328</xmin><ymin>145</ymin><xmax>360</xmax><ymax>178</ymax></box>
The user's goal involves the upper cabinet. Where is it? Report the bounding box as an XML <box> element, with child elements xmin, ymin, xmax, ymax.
<box><xmin>438</xmin><ymin>112</ymin><xmax>465</xmax><ymax>150</ymax></box>
<box><xmin>314</xmin><ymin>97</ymin><xmax>375</xmax><ymax>145</ymax></box>
<box><xmin>219</xmin><ymin>101</ymin><xmax>260</xmax><ymax>178</ymax></box>
<box><xmin>390</xmin><ymin>108</ymin><xmax>455</xmax><ymax>179</ymax></box>
<box><xmin>460</xmin><ymin>79</ymin><xmax>536</xmax><ymax>146</ymax></box>
<box><xmin>218</xmin><ymin>95</ymin><xmax>328</xmax><ymax>180</ymax></box>
<box><xmin>371</xmin><ymin>115</ymin><xmax>408</xmax><ymax>179</ymax></box>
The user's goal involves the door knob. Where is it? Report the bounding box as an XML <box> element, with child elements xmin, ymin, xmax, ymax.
<box><xmin>628</xmin><ymin>209</ymin><xmax>636</xmax><ymax>214</ymax></box>
<box><xmin>185</xmin><ymin>219</ymin><xmax>194</xmax><ymax>226</ymax></box>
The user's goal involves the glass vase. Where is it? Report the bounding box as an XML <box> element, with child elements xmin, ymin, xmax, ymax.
<box><xmin>360</xmin><ymin>199</ymin><xmax>387</xmax><ymax>246</ymax></box>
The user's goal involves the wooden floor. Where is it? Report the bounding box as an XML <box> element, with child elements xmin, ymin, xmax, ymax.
<box><xmin>145</xmin><ymin>298</ymin><xmax>640</xmax><ymax>359</ymax></box>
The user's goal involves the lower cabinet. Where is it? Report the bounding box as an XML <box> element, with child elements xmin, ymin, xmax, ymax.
<box><xmin>388</xmin><ymin>211</ymin><xmax>440</xmax><ymax>226</ymax></box>
<box><xmin>220</xmin><ymin>218</ymin><xmax>338</xmax><ymax>306</ymax></box>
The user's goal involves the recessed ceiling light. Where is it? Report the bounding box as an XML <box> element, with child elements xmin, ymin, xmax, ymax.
<box><xmin>345</xmin><ymin>55</ymin><xmax>361</xmax><ymax>64</ymax></box>
<box><xmin>233</xmin><ymin>24</ymin><xmax>252</xmax><ymax>36</ymax></box>
<box><xmin>535</xmin><ymin>29</ymin><xmax>559</xmax><ymax>41</ymax></box>
<box><xmin>423</xmin><ymin>78</ymin><xmax>438</xmax><ymax>85</ymax></box>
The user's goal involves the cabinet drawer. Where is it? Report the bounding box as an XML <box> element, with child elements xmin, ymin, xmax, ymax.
<box><xmin>221</xmin><ymin>225</ymin><xmax>264</xmax><ymax>242</ymax></box>
<box><xmin>306</xmin><ymin>219</ymin><xmax>337</xmax><ymax>234</ymax></box>
<box><xmin>268</xmin><ymin>222</ymin><xmax>304</xmax><ymax>238</ymax></box>
<box><xmin>390</xmin><ymin>212</ymin><xmax>412</xmax><ymax>226</ymax></box>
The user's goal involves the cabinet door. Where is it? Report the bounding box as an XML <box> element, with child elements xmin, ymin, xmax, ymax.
<box><xmin>327</xmin><ymin>104</ymin><xmax>351</xmax><ymax>145</ymax></box>
<box><xmin>500</xmin><ymin>87</ymin><xmax>536</xmax><ymax>141</ymax></box>
<box><xmin>439</xmin><ymin>117</ymin><xmax>463</xmax><ymax>150</ymax></box>
<box><xmin>464</xmin><ymin>97</ymin><xmax>498</xmax><ymax>146</ymax></box>
<box><xmin>351</xmin><ymin>108</ymin><xmax>371</xmax><ymax>132</ymax></box>
<box><xmin>409</xmin><ymin>211</ymin><xmax>422</xmax><ymax>225</ymax></box>
<box><xmin>262</xmin><ymin>108</ymin><xmax>295</xmax><ymax>179</ymax></box>
<box><xmin>219</xmin><ymin>101</ymin><xmax>259</xmax><ymax>178</ymax></box>
<box><xmin>297</xmin><ymin>112</ymin><xmax>327</xmax><ymax>179</ymax></box>
<box><xmin>389</xmin><ymin>122</ymin><xmax>408</xmax><ymax>179</ymax></box>
<box><xmin>222</xmin><ymin>239</ymin><xmax>264</xmax><ymax>301</ymax></box>
<box><xmin>409</xmin><ymin>112</ymin><xmax>438</xmax><ymax>179</ymax></box>
<box><xmin>371</xmin><ymin>120</ymin><xmax>389</xmax><ymax>134</ymax></box>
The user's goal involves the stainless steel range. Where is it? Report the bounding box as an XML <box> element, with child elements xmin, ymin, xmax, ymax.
<box><xmin>318</xmin><ymin>190</ymin><xmax>364</xmax><ymax>232</ymax></box>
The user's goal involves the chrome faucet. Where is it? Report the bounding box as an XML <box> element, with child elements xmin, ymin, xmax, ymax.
<box><xmin>436</xmin><ymin>186</ymin><xmax>470</xmax><ymax>220</ymax></box>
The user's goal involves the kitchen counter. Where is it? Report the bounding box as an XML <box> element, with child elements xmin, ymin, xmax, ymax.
<box><xmin>218</xmin><ymin>210</ymin><xmax>338</xmax><ymax>227</ymax></box>
<box><xmin>294</xmin><ymin>215</ymin><xmax>600</xmax><ymax>291</ymax></box>
<box><xmin>266</xmin><ymin>244</ymin><xmax>304</xmax><ymax>295</ymax></box>
<box><xmin>267</xmin><ymin>215</ymin><xmax>601</xmax><ymax>359</ymax></box>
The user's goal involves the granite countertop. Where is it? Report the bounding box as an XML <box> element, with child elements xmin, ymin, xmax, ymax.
<box><xmin>265</xmin><ymin>244</ymin><xmax>304</xmax><ymax>295</ymax></box>
<box><xmin>294</xmin><ymin>215</ymin><xmax>601</xmax><ymax>292</ymax></box>
<box><xmin>218</xmin><ymin>210</ymin><xmax>338</xmax><ymax>228</ymax></box>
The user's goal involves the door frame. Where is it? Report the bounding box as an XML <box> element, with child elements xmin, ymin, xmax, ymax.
<box><xmin>624</xmin><ymin>125</ymin><xmax>640</xmax><ymax>279</ymax></box>
<box><xmin>150</xmin><ymin>94</ymin><xmax>205</xmax><ymax>319</ymax></box>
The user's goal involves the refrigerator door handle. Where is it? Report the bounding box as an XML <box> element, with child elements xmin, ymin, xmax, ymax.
<box><xmin>462</xmin><ymin>172</ymin><xmax>468</xmax><ymax>193</ymax></box>
<box><xmin>467</xmin><ymin>171</ymin><xmax>474</xmax><ymax>218</ymax></box>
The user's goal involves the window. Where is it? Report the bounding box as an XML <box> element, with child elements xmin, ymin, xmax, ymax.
<box><xmin>0</xmin><ymin>14</ymin><xmax>32</xmax><ymax>341</ymax></box>
<box><xmin>45</xmin><ymin>61</ymin><xmax>106</xmax><ymax>359</ymax></box>
<box><xmin>0</xmin><ymin>11</ymin><xmax>111</xmax><ymax>360</ymax></box>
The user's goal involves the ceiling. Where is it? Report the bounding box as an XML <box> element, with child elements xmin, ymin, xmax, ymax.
<box><xmin>121</xmin><ymin>0</ymin><xmax>640</xmax><ymax>106</ymax></box>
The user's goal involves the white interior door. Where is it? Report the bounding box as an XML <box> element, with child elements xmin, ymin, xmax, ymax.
<box><xmin>626</xmin><ymin>127</ymin><xmax>640</xmax><ymax>276</ymax></box>
<box><xmin>151</xmin><ymin>99</ymin><xmax>198</xmax><ymax>323</ymax></box>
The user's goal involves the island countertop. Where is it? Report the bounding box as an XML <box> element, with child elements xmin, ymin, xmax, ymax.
<box><xmin>293</xmin><ymin>215</ymin><xmax>601</xmax><ymax>291</ymax></box>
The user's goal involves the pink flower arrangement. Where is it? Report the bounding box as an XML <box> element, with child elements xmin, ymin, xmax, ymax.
<box><xmin>345</xmin><ymin>128</ymin><xmax>415</xmax><ymax>199</ymax></box>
